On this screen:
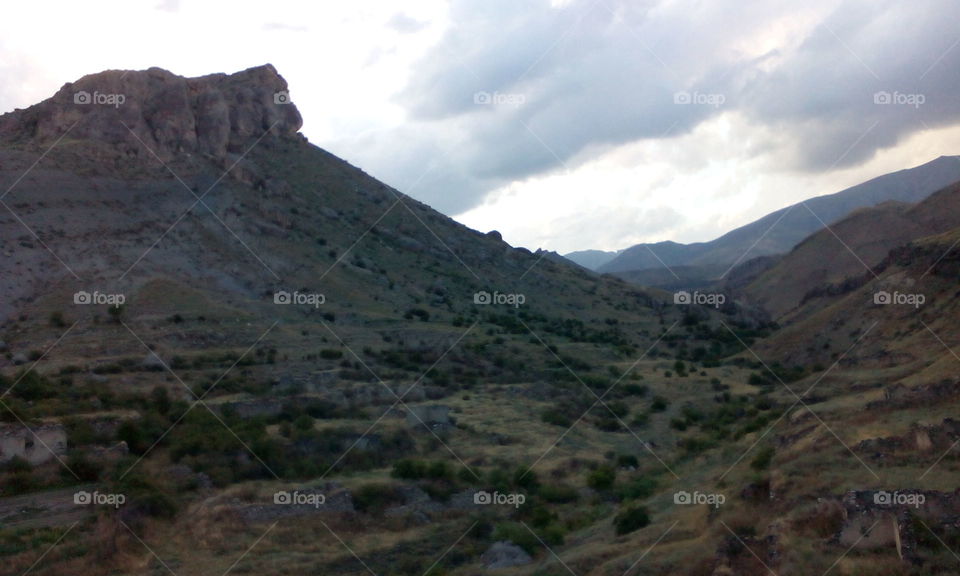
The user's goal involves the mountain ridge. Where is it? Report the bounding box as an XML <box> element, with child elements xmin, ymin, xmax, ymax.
<box><xmin>569</xmin><ymin>156</ymin><xmax>960</xmax><ymax>283</ymax></box>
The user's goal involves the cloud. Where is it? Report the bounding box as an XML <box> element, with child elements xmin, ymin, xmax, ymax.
<box><xmin>2</xmin><ymin>0</ymin><xmax>959</xmax><ymax>254</ymax></box>
<box><xmin>155</xmin><ymin>0</ymin><xmax>179</xmax><ymax>13</ymax></box>
<box><xmin>388</xmin><ymin>13</ymin><xmax>428</xmax><ymax>34</ymax></box>
<box><xmin>331</xmin><ymin>0</ymin><xmax>960</xmax><ymax>241</ymax></box>
<box><xmin>262</xmin><ymin>22</ymin><xmax>310</xmax><ymax>33</ymax></box>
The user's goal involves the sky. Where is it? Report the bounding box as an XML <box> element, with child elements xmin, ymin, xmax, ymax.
<box><xmin>1</xmin><ymin>0</ymin><xmax>959</xmax><ymax>254</ymax></box>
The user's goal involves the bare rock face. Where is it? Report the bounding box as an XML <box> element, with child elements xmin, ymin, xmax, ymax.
<box><xmin>0</xmin><ymin>64</ymin><xmax>302</xmax><ymax>161</ymax></box>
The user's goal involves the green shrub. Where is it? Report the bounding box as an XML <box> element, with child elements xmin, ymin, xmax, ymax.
<box><xmin>541</xmin><ymin>408</ymin><xmax>572</xmax><ymax>427</ymax></box>
<box><xmin>539</xmin><ymin>483</ymin><xmax>579</xmax><ymax>504</ymax></box>
<box><xmin>352</xmin><ymin>483</ymin><xmax>404</xmax><ymax>514</ymax></box>
<box><xmin>587</xmin><ymin>465</ymin><xmax>616</xmax><ymax>491</ymax></box>
<box><xmin>614</xmin><ymin>505</ymin><xmax>650</xmax><ymax>535</ymax></box>
<box><xmin>616</xmin><ymin>454</ymin><xmax>639</xmax><ymax>468</ymax></box>
<box><xmin>750</xmin><ymin>446</ymin><xmax>775</xmax><ymax>470</ymax></box>
<box><xmin>492</xmin><ymin>522</ymin><xmax>539</xmax><ymax>555</ymax></box>
<box><xmin>617</xmin><ymin>476</ymin><xmax>657</xmax><ymax>501</ymax></box>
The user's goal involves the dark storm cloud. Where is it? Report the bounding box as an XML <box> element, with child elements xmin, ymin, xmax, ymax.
<box><xmin>741</xmin><ymin>1</ymin><xmax>960</xmax><ymax>170</ymax></box>
<box><xmin>334</xmin><ymin>0</ymin><xmax>960</xmax><ymax>216</ymax></box>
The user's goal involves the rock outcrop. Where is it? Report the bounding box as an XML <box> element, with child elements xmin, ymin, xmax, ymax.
<box><xmin>0</xmin><ymin>64</ymin><xmax>302</xmax><ymax>161</ymax></box>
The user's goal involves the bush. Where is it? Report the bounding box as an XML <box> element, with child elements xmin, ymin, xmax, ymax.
<box><xmin>541</xmin><ymin>408</ymin><xmax>572</xmax><ymax>427</ymax></box>
<box><xmin>617</xmin><ymin>476</ymin><xmax>657</xmax><ymax>501</ymax></box>
<box><xmin>616</xmin><ymin>454</ymin><xmax>639</xmax><ymax>468</ymax></box>
<box><xmin>63</xmin><ymin>454</ymin><xmax>100</xmax><ymax>482</ymax></box>
<box><xmin>750</xmin><ymin>446</ymin><xmax>775</xmax><ymax>470</ymax></box>
<box><xmin>587</xmin><ymin>465</ymin><xmax>616</xmax><ymax>491</ymax></box>
<box><xmin>614</xmin><ymin>505</ymin><xmax>651</xmax><ymax>535</ymax></box>
<box><xmin>650</xmin><ymin>396</ymin><xmax>669</xmax><ymax>412</ymax></box>
<box><xmin>49</xmin><ymin>311</ymin><xmax>66</xmax><ymax>327</ymax></box>
<box><xmin>352</xmin><ymin>483</ymin><xmax>404</xmax><ymax>514</ymax></box>
<box><xmin>391</xmin><ymin>458</ymin><xmax>452</xmax><ymax>480</ymax></box>
<box><xmin>151</xmin><ymin>386</ymin><xmax>171</xmax><ymax>415</ymax></box>
<box><xmin>492</xmin><ymin>522</ymin><xmax>539</xmax><ymax>555</ymax></box>
<box><xmin>539</xmin><ymin>483</ymin><xmax>579</xmax><ymax>504</ymax></box>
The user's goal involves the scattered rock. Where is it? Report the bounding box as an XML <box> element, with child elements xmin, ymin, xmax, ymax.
<box><xmin>405</xmin><ymin>404</ymin><xmax>451</xmax><ymax>429</ymax></box>
<box><xmin>142</xmin><ymin>352</ymin><xmax>165</xmax><ymax>370</ymax></box>
<box><xmin>481</xmin><ymin>541</ymin><xmax>532</xmax><ymax>570</ymax></box>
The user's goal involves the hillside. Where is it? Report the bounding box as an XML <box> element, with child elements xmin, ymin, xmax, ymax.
<box><xmin>591</xmin><ymin>156</ymin><xmax>960</xmax><ymax>282</ymax></box>
<box><xmin>3</xmin><ymin>65</ymin><xmax>960</xmax><ymax>576</ymax></box>
<box><xmin>0</xmin><ymin>65</ymin><xmax>764</xmax><ymax>576</ymax></box>
<box><xmin>736</xmin><ymin>181</ymin><xmax>960</xmax><ymax>320</ymax></box>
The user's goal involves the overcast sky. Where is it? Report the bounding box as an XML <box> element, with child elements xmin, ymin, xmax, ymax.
<box><xmin>2</xmin><ymin>0</ymin><xmax>959</xmax><ymax>253</ymax></box>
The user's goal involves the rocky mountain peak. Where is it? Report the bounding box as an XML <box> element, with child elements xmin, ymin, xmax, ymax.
<box><xmin>0</xmin><ymin>64</ymin><xmax>303</xmax><ymax>161</ymax></box>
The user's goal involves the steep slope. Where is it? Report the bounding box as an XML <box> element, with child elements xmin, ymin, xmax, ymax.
<box><xmin>596</xmin><ymin>155</ymin><xmax>960</xmax><ymax>278</ymax></box>
<box><xmin>738</xmin><ymin>181</ymin><xmax>960</xmax><ymax>320</ymax></box>
<box><xmin>0</xmin><ymin>66</ymin><xmax>765</xmax><ymax>576</ymax></box>
<box><xmin>752</xmin><ymin>222</ymin><xmax>960</xmax><ymax>378</ymax></box>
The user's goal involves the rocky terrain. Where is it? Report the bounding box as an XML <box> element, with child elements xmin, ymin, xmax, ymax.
<box><xmin>1</xmin><ymin>65</ymin><xmax>960</xmax><ymax>576</ymax></box>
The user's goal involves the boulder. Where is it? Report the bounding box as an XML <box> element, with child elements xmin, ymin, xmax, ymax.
<box><xmin>481</xmin><ymin>541</ymin><xmax>532</xmax><ymax>570</ymax></box>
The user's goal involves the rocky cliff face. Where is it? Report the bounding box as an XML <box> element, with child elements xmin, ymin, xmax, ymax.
<box><xmin>0</xmin><ymin>64</ymin><xmax>302</xmax><ymax>161</ymax></box>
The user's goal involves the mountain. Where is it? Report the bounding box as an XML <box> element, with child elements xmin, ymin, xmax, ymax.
<box><xmin>563</xmin><ymin>249</ymin><xmax>619</xmax><ymax>270</ymax></box>
<box><xmin>0</xmin><ymin>65</ymin><xmax>739</xmax><ymax>575</ymax></box>
<box><xmin>751</xmin><ymin>214</ymin><xmax>960</xmax><ymax>374</ymax></box>
<box><xmin>732</xmin><ymin>181</ymin><xmax>960</xmax><ymax>320</ymax></box>
<box><xmin>592</xmin><ymin>156</ymin><xmax>960</xmax><ymax>280</ymax></box>
<box><xmin>4</xmin><ymin>65</ymin><xmax>960</xmax><ymax>576</ymax></box>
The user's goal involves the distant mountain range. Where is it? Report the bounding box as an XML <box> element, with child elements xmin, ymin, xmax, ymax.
<box><xmin>564</xmin><ymin>156</ymin><xmax>960</xmax><ymax>287</ymax></box>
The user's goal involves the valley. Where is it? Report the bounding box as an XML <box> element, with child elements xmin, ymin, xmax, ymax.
<box><xmin>0</xmin><ymin>65</ymin><xmax>959</xmax><ymax>576</ymax></box>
